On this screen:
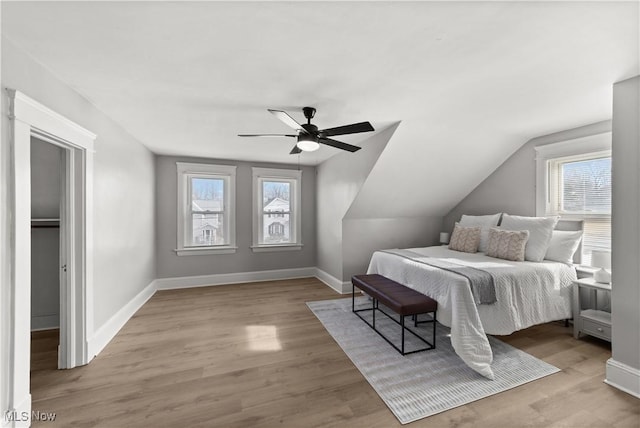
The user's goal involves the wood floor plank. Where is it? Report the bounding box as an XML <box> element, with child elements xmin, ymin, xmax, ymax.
<box><xmin>30</xmin><ymin>278</ymin><xmax>639</xmax><ymax>427</ymax></box>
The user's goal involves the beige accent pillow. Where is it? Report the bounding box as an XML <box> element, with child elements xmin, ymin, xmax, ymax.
<box><xmin>448</xmin><ymin>223</ymin><xmax>481</xmax><ymax>253</ymax></box>
<box><xmin>486</xmin><ymin>228</ymin><xmax>530</xmax><ymax>261</ymax></box>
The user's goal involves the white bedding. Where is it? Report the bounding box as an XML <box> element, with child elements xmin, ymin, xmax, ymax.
<box><xmin>367</xmin><ymin>246</ymin><xmax>576</xmax><ymax>379</ymax></box>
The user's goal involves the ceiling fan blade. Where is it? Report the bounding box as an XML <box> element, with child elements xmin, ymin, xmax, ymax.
<box><xmin>290</xmin><ymin>145</ymin><xmax>302</xmax><ymax>155</ymax></box>
<box><xmin>319</xmin><ymin>137</ymin><xmax>361</xmax><ymax>152</ymax></box>
<box><xmin>238</xmin><ymin>134</ymin><xmax>297</xmax><ymax>137</ymax></box>
<box><xmin>319</xmin><ymin>121</ymin><xmax>374</xmax><ymax>137</ymax></box>
<box><xmin>268</xmin><ymin>109</ymin><xmax>308</xmax><ymax>133</ymax></box>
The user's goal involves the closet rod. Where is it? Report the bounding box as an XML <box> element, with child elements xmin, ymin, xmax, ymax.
<box><xmin>31</xmin><ymin>218</ymin><xmax>60</xmax><ymax>228</ymax></box>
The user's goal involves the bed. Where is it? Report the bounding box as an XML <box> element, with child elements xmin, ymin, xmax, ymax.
<box><xmin>366</xmin><ymin>219</ymin><xmax>582</xmax><ymax>379</ymax></box>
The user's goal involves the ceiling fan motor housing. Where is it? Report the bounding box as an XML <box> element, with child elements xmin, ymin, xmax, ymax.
<box><xmin>301</xmin><ymin>123</ymin><xmax>318</xmax><ymax>135</ymax></box>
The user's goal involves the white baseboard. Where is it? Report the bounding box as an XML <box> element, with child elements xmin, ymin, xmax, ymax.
<box><xmin>2</xmin><ymin>393</ymin><xmax>31</xmax><ymax>427</ymax></box>
<box><xmin>314</xmin><ymin>268</ymin><xmax>352</xmax><ymax>294</ymax></box>
<box><xmin>88</xmin><ymin>280</ymin><xmax>157</xmax><ymax>359</ymax></box>
<box><xmin>155</xmin><ymin>267</ymin><xmax>317</xmax><ymax>290</ymax></box>
<box><xmin>605</xmin><ymin>358</ymin><xmax>640</xmax><ymax>398</ymax></box>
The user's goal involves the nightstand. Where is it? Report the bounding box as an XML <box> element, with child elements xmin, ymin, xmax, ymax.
<box><xmin>573</xmin><ymin>277</ymin><xmax>611</xmax><ymax>342</ymax></box>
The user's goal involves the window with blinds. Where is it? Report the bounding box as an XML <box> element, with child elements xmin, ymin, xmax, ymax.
<box><xmin>547</xmin><ymin>151</ymin><xmax>611</xmax><ymax>265</ymax></box>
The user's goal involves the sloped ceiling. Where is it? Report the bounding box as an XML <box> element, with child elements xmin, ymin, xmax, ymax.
<box><xmin>3</xmin><ymin>2</ymin><xmax>638</xmax><ymax>217</ymax></box>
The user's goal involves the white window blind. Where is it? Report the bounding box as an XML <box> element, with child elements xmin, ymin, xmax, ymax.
<box><xmin>582</xmin><ymin>218</ymin><xmax>611</xmax><ymax>265</ymax></box>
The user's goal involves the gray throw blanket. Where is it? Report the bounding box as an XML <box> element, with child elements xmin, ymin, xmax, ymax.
<box><xmin>380</xmin><ymin>249</ymin><xmax>497</xmax><ymax>305</ymax></box>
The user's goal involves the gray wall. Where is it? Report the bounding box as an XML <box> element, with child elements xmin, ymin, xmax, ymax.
<box><xmin>316</xmin><ymin>122</ymin><xmax>443</xmax><ymax>282</ymax></box>
<box><xmin>31</xmin><ymin>138</ymin><xmax>62</xmax><ymax>218</ymax></box>
<box><xmin>611</xmin><ymin>76</ymin><xmax>640</xmax><ymax>374</ymax></box>
<box><xmin>2</xmin><ymin>37</ymin><xmax>157</xmax><ymax>330</ymax></box>
<box><xmin>444</xmin><ymin>120</ymin><xmax>612</xmax><ymax>232</ymax></box>
<box><xmin>342</xmin><ymin>216</ymin><xmax>442</xmax><ymax>281</ymax></box>
<box><xmin>316</xmin><ymin>123</ymin><xmax>398</xmax><ymax>280</ymax></box>
<box><xmin>30</xmin><ymin>138</ymin><xmax>62</xmax><ymax>330</ymax></box>
<box><xmin>155</xmin><ymin>156</ymin><xmax>316</xmax><ymax>278</ymax></box>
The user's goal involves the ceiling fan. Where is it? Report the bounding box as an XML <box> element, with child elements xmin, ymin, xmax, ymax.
<box><xmin>238</xmin><ymin>107</ymin><xmax>374</xmax><ymax>154</ymax></box>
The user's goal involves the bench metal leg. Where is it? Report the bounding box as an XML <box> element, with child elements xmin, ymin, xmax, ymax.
<box><xmin>401</xmin><ymin>315</ymin><xmax>405</xmax><ymax>354</ymax></box>
<box><xmin>372</xmin><ymin>298</ymin><xmax>376</xmax><ymax>329</ymax></box>
<box><xmin>353</xmin><ymin>303</ymin><xmax>435</xmax><ymax>355</ymax></box>
<box><xmin>433</xmin><ymin>311</ymin><xmax>437</xmax><ymax>348</ymax></box>
<box><xmin>351</xmin><ymin>284</ymin><xmax>436</xmax><ymax>355</ymax></box>
<box><xmin>415</xmin><ymin>311</ymin><xmax>438</xmax><ymax>349</ymax></box>
<box><xmin>352</xmin><ymin>283</ymin><xmax>355</xmax><ymax>312</ymax></box>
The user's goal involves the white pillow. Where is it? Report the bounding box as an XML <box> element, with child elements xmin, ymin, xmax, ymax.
<box><xmin>544</xmin><ymin>230</ymin><xmax>583</xmax><ymax>264</ymax></box>
<box><xmin>459</xmin><ymin>213</ymin><xmax>502</xmax><ymax>253</ymax></box>
<box><xmin>500</xmin><ymin>214</ymin><xmax>559</xmax><ymax>262</ymax></box>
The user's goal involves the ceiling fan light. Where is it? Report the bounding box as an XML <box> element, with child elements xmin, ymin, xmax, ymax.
<box><xmin>297</xmin><ymin>133</ymin><xmax>320</xmax><ymax>152</ymax></box>
<box><xmin>296</xmin><ymin>140</ymin><xmax>320</xmax><ymax>152</ymax></box>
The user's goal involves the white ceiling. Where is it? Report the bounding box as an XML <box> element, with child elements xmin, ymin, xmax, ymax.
<box><xmin>2</xmin><ymin>1</ymin><xmax>639</xmax><ymax>214</ymax></box>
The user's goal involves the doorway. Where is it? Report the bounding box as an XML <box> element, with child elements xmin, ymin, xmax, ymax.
<box><xmin>6</xmin><ymin>90</ymin><xmax>96</xmax><ymax>421</ymax></box>
<box><xmin>30</xmin><ymin>137</ymin><xmax>64</xmax><ymax>372</ymax></box>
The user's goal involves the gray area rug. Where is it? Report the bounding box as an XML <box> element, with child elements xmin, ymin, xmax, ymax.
<box><xmin>307</xmin><ymin>297</ymin><xmax>560</xmax><ymax>424</ymax></box>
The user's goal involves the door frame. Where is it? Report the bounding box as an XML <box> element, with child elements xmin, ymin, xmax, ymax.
<box><xmin>5</xmin><ymin>89</ymin><xmax>96</xmax><ymax>424</ymax></box>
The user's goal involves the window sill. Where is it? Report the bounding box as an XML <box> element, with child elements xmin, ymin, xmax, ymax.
<box><xmin>251</xmin><ymin>244</ymin><xmax>303</xmax><ymax>253</ymax></box>
<box><xmin>175</xmin><ymin>246</ymin><xmax>238</xmax><ymax>256</ymax></box>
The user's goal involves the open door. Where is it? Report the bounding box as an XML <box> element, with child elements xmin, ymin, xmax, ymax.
<box><xmin>56</xmin><ymin>144</ymin><xmax>88</xmax><ymax>369</ymax></box>
<box><xmin>57</xmin><ymin>146</ymin><xmax>69</xmax><ymax>369</ymax></box>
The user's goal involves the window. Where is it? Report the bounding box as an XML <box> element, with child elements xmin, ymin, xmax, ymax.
<box><xmin>176</xmin><ymin>163</ymin><xmax>237</xmax><ymax>255</ymax></box>
<box><xmin>535</xmin><ymin>133</ymin><xmax>611</xmax><ymax>265</ymax></box>
<box><xmin>252</xmin><ymin>167</ymin><xmax>302</xmax><ymax>252</ymax></box>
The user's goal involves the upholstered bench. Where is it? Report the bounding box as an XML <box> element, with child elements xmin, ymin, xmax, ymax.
<box><xmin>351</xmin><ymin>274</ymin><xmax>437</xmax><ymax>355</ymax></box>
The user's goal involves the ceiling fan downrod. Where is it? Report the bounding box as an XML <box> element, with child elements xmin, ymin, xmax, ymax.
<box><xmin>302</xmin><ymin>106</ymin><xmax>316</xmax><ymax>124</ymax></box>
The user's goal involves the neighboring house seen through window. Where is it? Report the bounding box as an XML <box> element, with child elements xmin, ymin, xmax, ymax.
<box><xmin>535</xmin><ymin>133</ymin><xmax>611</xmax><ymax>265</ymax></box>
<box><xmin>176</xmin><ymin>162</ymin><xmax>237</xmax><ymax>255</ymax></box>
<box><xmin>252</xmin><ymin>167</ymin><xmax>302</xmax><ymax>252</ymax></box>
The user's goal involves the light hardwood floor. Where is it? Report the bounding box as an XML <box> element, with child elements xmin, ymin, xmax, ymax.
<box><xmin>31</xmin><ymin>278</ymin><xmax>639</xmax><ymax>427</ymax></box>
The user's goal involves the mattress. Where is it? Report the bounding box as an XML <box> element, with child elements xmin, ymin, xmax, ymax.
<box><xmin>367</xmin><ymin>246</ymin><xmax>576</xmax><ymax>379</ymax></box>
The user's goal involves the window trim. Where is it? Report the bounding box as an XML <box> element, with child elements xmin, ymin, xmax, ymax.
<box><xmin>251</xmin><ymin>167</ymin><xmax>302</xmax><ymax>252</ymax></box>
<box><xmin>535</xmin><ymin>132</ymin><xmax>611</xmax><ymax>217</ymax></box>
<box><xmin>176</xmin><ymin>162</ymin><xmax>237</xmax><ymax>256</ymax></box>
<box><xmin>534</xmin><ymin>132</ymin><xmax>612</xmax><ymax>266</ymax></box>
<box><xmin>547</xmin><ymin>150</ymin><xmax>611</xmax><ymax>217</ymax></box>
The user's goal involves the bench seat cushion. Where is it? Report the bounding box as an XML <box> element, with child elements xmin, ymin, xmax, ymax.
<box><xmin>352</xmin><ymin>274</ymin><xmax>437</xmax><ymax>316</ymax></box>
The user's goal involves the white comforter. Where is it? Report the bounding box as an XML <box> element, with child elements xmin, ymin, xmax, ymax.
<box><xmin>367</xmin><ymin>246</ymin><xmax>576</xmax><ymax>379</ymax></box>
